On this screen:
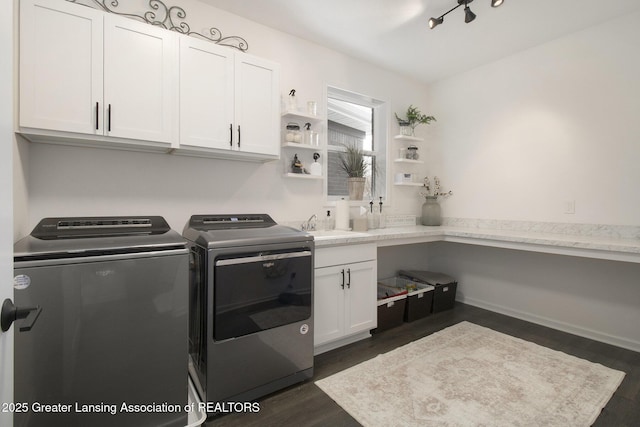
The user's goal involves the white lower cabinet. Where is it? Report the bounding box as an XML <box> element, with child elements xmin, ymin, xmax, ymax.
<box><xmin>314</xmin><ymin>244</ymin><xmax>377</xmax><ymax>353</ymax></box>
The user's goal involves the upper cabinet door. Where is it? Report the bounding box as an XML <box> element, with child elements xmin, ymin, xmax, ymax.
<box><xmin>234</xmin><ymin>54</ymin><xmax>280</xmax><ymax>156</ymax></box>
<box><xmin>179</xmin><ymin>37</ymin><xmax>235</xmax><ymax>150</ymax></box>
<box><xmin>20</xmin><ymin>0</ymin><xmax>103</xmax><ymax>134</ymax></box>
<box><xmin>103</xmin><ymin>15</ymin><xmax>177</xmax><ymax>144</ymax></box>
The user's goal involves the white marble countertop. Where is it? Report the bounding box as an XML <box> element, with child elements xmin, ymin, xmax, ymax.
<box><xmin>311</xmin><ymin>225</ymin><xmax>640</xmax><ymax>263</ymax></box>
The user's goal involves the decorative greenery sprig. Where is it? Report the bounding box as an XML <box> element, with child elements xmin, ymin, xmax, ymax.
<box><xmin>395</xmin><ymin>105</ymin><xmax>436</xmax><ymax>131</ymax></box>
<box><xmin>420</xmin><ymin>176</ymin><xmax>453</xmax><ymax>199</ymax></box>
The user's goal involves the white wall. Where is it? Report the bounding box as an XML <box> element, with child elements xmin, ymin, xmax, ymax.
<box><xmin>428</xmin><ymin>242</ymin><xmax>640</xmax><ymax>352</ymax></box>
<box><xmin>378</xmin><ymin>240</ymin><xmax>640</xmax><ymax>352</ymax></box>
<box><xmin>422</xmin><ymin>11</ymin><xmax>640</xmax><ymax>352</ymax></box>
<box><xmin>429</xmin><ymin>11</ymin><xmax>640</xmax><ymax>225</ymax></box>
<box><xmin>20</xmin><ymin>0</ymin><xmax>432</xmax><ymax>235</ymax></box>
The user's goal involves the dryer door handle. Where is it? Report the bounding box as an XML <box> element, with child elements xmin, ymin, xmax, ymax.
<box><xmin>1</xmin><ymin>299</ymin><xmax>42</xmax><ymax>332</ymax></box>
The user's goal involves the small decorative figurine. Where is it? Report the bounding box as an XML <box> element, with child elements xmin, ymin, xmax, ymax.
<box><xmin>291</xmin><ymin>154</ymin><xmax>306</xmax><ymax>174</ymax></box>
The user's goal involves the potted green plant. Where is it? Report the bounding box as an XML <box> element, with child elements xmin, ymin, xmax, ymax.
<box><xmin>337</xmin><ymin>143</ymin><xmax>369</xmax><ymax>200</ymax></box>
<box><xmin>395</xmin><ymin>105</ymin><xmax>436</xmax><ymax>136</ymax></box>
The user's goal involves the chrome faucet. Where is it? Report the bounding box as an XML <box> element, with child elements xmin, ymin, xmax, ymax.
<box><xmin>301</xmin><ymin>214</ymin><xmax>317</xmax><ymax>231</ymax></box>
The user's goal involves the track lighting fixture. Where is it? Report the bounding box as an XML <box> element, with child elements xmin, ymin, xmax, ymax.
<box><xmin>464</xmin><ymin>4</ymin><xmax>476</xmax><ymax>23</ymax></box>
<box><xmin>428</xmin><ymin>0</ymin><xmax>504</xmax><ymax>29</ymax></box>
<box><xmin>428</xmin><ymin>16</ymin><xmax>444</xmax><ymax>29</ymax></box>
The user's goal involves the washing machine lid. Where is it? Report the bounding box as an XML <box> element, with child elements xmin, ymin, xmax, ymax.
<box><xmin>183</xmin><ymin>214</ymin><xmax>312</xmax><ymax>249</ymax></box>
<box><xmin>14</xmin><ymin>216</ymin><xmax>187</xmax><ymax>260</ymax></box>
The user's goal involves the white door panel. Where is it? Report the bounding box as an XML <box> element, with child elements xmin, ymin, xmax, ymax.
<box><xmin>19</xmin><ymin>0</ymin><xmax>103</xmax><ymax>134</ymax></box>
<box><xmin>1</xmin><ymin>0</ymin><xmax>15</xmax><ymax>424</ymax></box>
<box><xmin>179</xmin><ymin>37</ymin><xmax>234</xmax><ymax>150</ymax></box>
<box><xmin>235</xmin><ymin>54</ymin><xmax>280</xmax><ymax>156</ymax></box>
<box><xmin>345</xmin><ymin>261</ymin><xmax>377</xmax><ymax>335</ymax></box>
<box><xmin>314</xmin><ymin>265</ymin><xmax>345</xmax><ymax>346</ymax></box>
<box><xmin>104</xmin><ymin>15</ymin><xmax>177</xmax><ymax>143</ymax></box>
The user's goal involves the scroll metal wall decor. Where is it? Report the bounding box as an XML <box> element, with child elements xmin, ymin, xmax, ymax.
<box><xmin>68</xmin><ymin>0</ymin><xmax>249</xmax><ymax>52</ymax></box>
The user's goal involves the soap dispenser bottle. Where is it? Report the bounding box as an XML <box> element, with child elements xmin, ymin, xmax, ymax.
<box><xmin>367</xmin><ymin>201</ymin><xmax>378</xmax><ymax>230</ymax></box>
<box><xmin>303</xmin><ymin>122</ymin><xmax>319</xmax><ymax>146</ymax></box>
<box><xmin>287</xmin><ymin>89</ymin><xmax>297</xmax><ymax>112</ymax></box>
<box><xmin>377</xmin><ymin>197</ymin><xmax>386</xmax><ymax>229</ymax></box>
<box><xmin>324</xmin><ymin>210</ymin><xmax>334</xmax><ymax>231</ymax></box>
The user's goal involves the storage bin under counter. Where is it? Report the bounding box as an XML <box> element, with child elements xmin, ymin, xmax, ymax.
<box><xmin>378</xmin><ymin>276</ymin><xmax>435</xmax><ymax>322</ymax></box>
<box><xmin>374</xmin><ymin>285</ymin><xmax>407</xmax><ymax>333</ymax></box>
<box><xmin>399</xmin><ymin>270</ymin><xmax>457</xmax><ymax>313</ymax></box>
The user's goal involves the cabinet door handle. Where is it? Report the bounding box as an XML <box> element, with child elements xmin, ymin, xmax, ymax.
<box><xmin>340</xmin><ymin>269</ymin><xmax>345</xmax><ymax>289</ymax></box>
<box><xmin>95</xmin><ymin>102</ymin><xmax>99</xmax><ymax>130</ymax></box>
<box><xmin>347</xmin><ymin>268</ymin><xmax>351</xmax><ymax>288</ymax></box>
<box><xmin>237</xmin><ymin>125</ymin><xmax>241</xmax><ymax>148</ymax></box>
<box><xmin>107</xmin><ymin>104</ymin><xmax>112</xmax><ymax>132</ymax></box>
<box><xmin>229</xmin><ymin>123</ymin><xmax>233</xmax><ymax>147</ymax></box>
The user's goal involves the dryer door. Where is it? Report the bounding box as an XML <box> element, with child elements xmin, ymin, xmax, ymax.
<box><xmin>213</xmin><ymin>249</ymin><xmax>312</xmax><ymax>341</ymax></box>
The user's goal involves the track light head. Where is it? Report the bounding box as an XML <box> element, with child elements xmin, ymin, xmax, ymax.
<box><xmin>429</xmin><ymin>0</ymin><xmax>501</xmax><ymax>29</ymax></box>
<box><xmin>464</xmin><ymin>5</ymin><xmax>476</xmax><ymax>23</ymax></box>
<box><xmin>428</xmin><ymin>16</ymin><xmax>444</xmax><ymax>29</ymax></box>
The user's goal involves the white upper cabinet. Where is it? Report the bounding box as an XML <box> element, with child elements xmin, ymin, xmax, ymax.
<box><xmin>19</xmin><ymin>0</ymin><xmax>103</xmax><ymax>135</ymax></box>
<box><xmin>233</xmin><ymin>54</ymin><xmax>280</xmax><ymax>157</ymax></box>
<box><xmin>179</xmin><ymin>37</ymin><xmax>280</xmax><ymax>159</ymax></box>
<box><xmin>103</xmin><ymin>14</ymin><xmax>177</xmax><ymax>144</ymax></box>
<box><xmin>179</xmin><ymin>37</ymin><xmax>235</xmax><ymax>151</ymax></box>
<box><xmin>19</xmin><ymin>0</ymin><xmax>280</xmax><ymax>161</ymax></box>
<box><xmin>20</xmin><ymin>0</ymin><xmax>177</xmax><ymax>148</ymax></box>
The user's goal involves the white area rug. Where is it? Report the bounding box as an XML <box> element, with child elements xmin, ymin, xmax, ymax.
<box><xmin>315</xmin><ymin>321</ymin><xmax>625</xmax><ymax>426</ymax></box>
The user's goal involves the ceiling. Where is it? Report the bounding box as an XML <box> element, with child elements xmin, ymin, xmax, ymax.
<box><xmin>200</xmin><ymin>0</ymin><xmax>640</xmax><ymax>85</ymax></box>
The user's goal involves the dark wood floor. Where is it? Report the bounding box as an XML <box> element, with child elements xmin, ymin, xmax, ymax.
<box><xmin>205</xmin><ymin>303</ymin><xmax>640</xmax><ymax>427</ymax></box>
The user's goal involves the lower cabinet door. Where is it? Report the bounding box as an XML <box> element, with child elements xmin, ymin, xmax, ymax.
<box><xmin>314</xmin><ymin>265</ymin><xmax>345</xmax><ymax>346</ymax></box>
<box><xmin>314</xmin><ymin>260</ymin><xmax>377</xmax><ymax>346</ymax></box>
<box><xmin>344</xmin><ymin>260</ymin><xmax>377</xmax><ymax>335</ymax></box>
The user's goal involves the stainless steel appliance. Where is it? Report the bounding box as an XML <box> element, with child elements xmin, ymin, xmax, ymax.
<box><xmin>183</xmin><ymin>214</ymin><xmax>313</xmax><ymax>416</ymax></box>
<box><xmin>11</xmin><ymin>216</ymin><xmax>189</xmax><ymax>427</ymax></box>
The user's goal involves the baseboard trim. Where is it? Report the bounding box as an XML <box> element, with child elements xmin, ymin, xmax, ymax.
<box><xmin>314</xmin><ymin>331</ymin><xmax>372</xmax><ymax>355</ymax></box>
<box><xmin>459</xmin><ymin>296</ymin><xmax>640</xmax><ymax>353</ymax></box>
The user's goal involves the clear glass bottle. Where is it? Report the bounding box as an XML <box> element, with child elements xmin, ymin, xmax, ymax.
<box><xmin>367</xmin><ymin>201</ymin><xmax>377</xmax><ymax>230</ymax></box>
<box><xmin>324</xmin><ymin>210</ymin><xmax>334</xmax><ymax>231</ymax></box>
<box><xmin>287</xmin><ymin>89</ymin><xmax>297</xmax><ymax>112</ymax></box>
<box><xmin>377</xmin><ymin>197</ymin><xmax>385</xmax><ymax>229</ymax></box>
<box><xmin>303</xmin><ymin>122</ymin><xmax>319</xmax><ymax>146</ymax></box>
